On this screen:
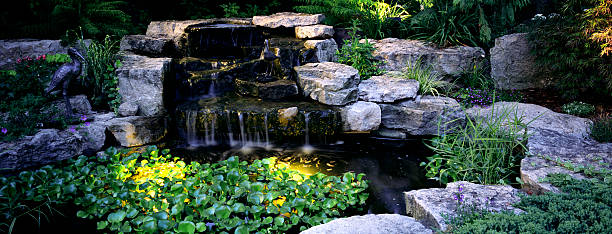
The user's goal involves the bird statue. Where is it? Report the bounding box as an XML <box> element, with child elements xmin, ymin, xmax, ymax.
<box><xmin>44</xmin><ymin>47</ymin><xmax>86</xmax><ymax>118</ymax></box>
<box><xmin>261</xmin><ymin>39</ymin><xmax>278</xmax><ymax>61</ymax></box>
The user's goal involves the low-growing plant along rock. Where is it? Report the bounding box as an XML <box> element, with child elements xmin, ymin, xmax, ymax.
<box><xmin>561</xmin><ymin>101</ymin><xmax>595</xmax><ymax>117</ymax></box>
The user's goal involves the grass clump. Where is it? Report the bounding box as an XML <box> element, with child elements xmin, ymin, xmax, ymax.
<box><xmin>451</xmin><ymin>174</ymin><xmax>612</xmax><ymax>233</ymax></box>
<box><xmin>401</xmin><ymin>57</ymin><xmax>451</xmax><ymax>96</ymax></box>
<box><xmin>422</xmin><ymin>103</ymin><xmax>534</xmax><ymax>184</ymax></box>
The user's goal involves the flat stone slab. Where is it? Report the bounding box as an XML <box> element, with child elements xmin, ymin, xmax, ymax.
<box><xmin>404</xmin><ymin>182</ymin><xmax>524</xmax><ymax>231</ymax></box>
<box><xmin>296</xmin><ymin>25</ymin><xmax>334</xmax><ymax>39</ymax></box>
<box><xmin>341</xmin><ymin>101</ymin><xmax>381</xmax><ymax>132</ymax></box>
<box><xmin>253</xmin><ymin>12</ymin><xmax>324</xmax><ymax>28</ymax></box>
<box><xmin>294</xmin><ymin>62</ymin><xmax>360</xmax><ymax>106</ymax></box>
<box><xmin>106</xmin><ymin>116</ymin><xmax>167</xmax><ymax>147</ymax></box>
<box><xmin>116</xmin><ymin>54</ymin><xmax>172</xmax><ymax>116</ymax></box>
<box><xmin>120</xmin><ymin>35</ymin><xmax>172</xmax><ymax>56</ymax></box>
<box><xmin>235</xmin><ymin>79</ymin><xmax>299</xmax><ymax>100</ymax></box>
<box><xmin>358</xmin><ymin>74</ymin><xmax>419</xmax><ymax>103</ymax></box>
<box><xmin>368</xmin><ymin>38</ymin><xmax>485</xmax><ymax>77</ymax></box>
<box><xmin>380</xmin><ymin>96</ymin><xmax>465</xmax><ymax>135</ymax></box>
<box><xmin>301</xmin><ymin>214</ymin><xmax>432</xmax><ymax>234</ymax></box>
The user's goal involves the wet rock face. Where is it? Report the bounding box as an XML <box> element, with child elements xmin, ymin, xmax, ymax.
<box><xmin>301</xmin><ymin>214</ymin><xmax>432</xmax><ymax>234</ymax></box>
<box><xmin>490</xmin><ymin>33</ymin><xmax>551</xmax><ymax>90</ymax></box>
<box><xmin>404</xmin><ymin>182</ymin><xmax>524</xmax><ymax>231</ymax></box>
<box><xmin>368</xmin><ymin>38</ymin><xmax>485</xmax><ymax>78</ymax></box>
<box><xmin>380</xmin><ymin>96</ymin><xmax>465</xmax><ymax>136</ymax></box>
<box><xmin>358</xmin><ymin>74</ymin><xmax>419</xmax><ymax>103</ymax></box>
<box><xmin>116</xmin><ymin>54</ymin><xmax>172</xmax><ymax>117</ymax></box>
<box><xmin>235</xmin><ymin>79</ymin><xmax>298</xmax><ymax>100</ymax></box>
<box><xmin>253</xmin><ymin>12</ymin><xmax>325</xmax><ymax>28</ymax></box>
<box><xmin>295</xmin><ymin>25</ymin><xmax>334</xmax><ymax>39</ymax></box>
<box><xmin>294</xmin><ymin>62</ymin><xmax>360</xmax><ymax>106</ymax></box>
<box><xmin>341</xmin><ymin>101</ymin><xmax>381</xmax><ymax>132</ymax></box>
<box><xmin>106</xmin><ymin>116</ymin><xmax>168</xmax><ymax>147</ymax></box>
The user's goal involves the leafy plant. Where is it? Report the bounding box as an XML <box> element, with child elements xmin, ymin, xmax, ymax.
<box><xmin>336</xmin><ymin>21</ymin><xmax>384</xmax><ymax>79</ymax></box>
<box><xmin>0</xmin><ymin>146</ymin><xmax>369</xmax><ymax>233</ymax></box>
<box><xmin>401</xmin><ymin>57</ymin><xmax>451</xmax><ymax>96</ymax></box>
<box><xmin>452</xmin><ymin>173</ymin><xmax>612</xmax><ymax>233</ymax></box>
<box><xmin>50</xmin><ymin>0</ymin><xmax>131</xmax><ymax>39</ymax></box>
<box><xmin>422</xmin><ymin>103</ymin><xmax>533</xmax><ymax>184</ymax></box>
<box><xmin>456</xmin><ymin>63</ymin><xmax>493</xmax><ymax>89</ymax></box>
<box><xmin>409</xmin><ymin>1</ymin><xmax>479</xmax><ymax>47</ymax></box>
<box><xmin>78</xmin><ymin>34</ymin><xmax>122</xmax><ymax>113</ymax></box>
<box><xmin>591</xmin><ymin>116</ymin><xmax>612</xmax><ymax>142</ymax></box>
<box><xmin>561</xmin><ymin>101</ymin><xmax>596</xmax><ymax>117</ymax></box>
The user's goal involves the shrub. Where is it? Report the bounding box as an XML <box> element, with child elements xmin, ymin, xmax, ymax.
<box><xmin>409</xmin><ymin>1</ymin><xmax>479</xmax><ymax>47</ymax></box>
<box><xmin>401</xmin><ymin>57</ymin><xmax>451</xmax><ymax>96</ymax></box>
<box><xmin>78</xmin><ymin>35</ymin><xmax>122</xmax><ymax>113</ymax></box>
<box><xmin>452</xmin><ymin>174</ymin><xmax>612</xmax><ymax>233</ymax></box>
<box><xmin>336</xmin><ymin>21</ymin><xmax>384</xmax><ymax>79</ymax></box>
<box><xmin>422</xmin><ymin>103</ymin><xmax>533</xmax><ymax>184</ymax></box>
<box><xmin>561</xmin><ymin>101</ymin><xmax>596</xmax><ymax>117</ymax></box>
<box><xmin>591</xmin><ymin>117</ymin><xmax>612</xmax><ymax>142</ymax></box>
<box><xmin>0</xmin><ymin>146</ymin><xmax>369</xmax><ymax>233</ymax></box>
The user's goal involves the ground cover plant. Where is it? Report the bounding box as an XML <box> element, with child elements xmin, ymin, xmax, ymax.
<box><xmin>448</xmin><ymin>173</ymin><xmax>612</xmax><ymax>233</ymax></box>
<box><xmin>0</xmin><ymin>146</ymin><xmax>369</xmax><ymax>233</ymax></box>
<box><xmin>561</xmin><ymin>101</ymin><xmax>596</xmax><ymax>117</ymax></box>
<box><xmin>422</xmin><ymin>103</ymin><xmax>533</xmax><ymax>184</ymax></box>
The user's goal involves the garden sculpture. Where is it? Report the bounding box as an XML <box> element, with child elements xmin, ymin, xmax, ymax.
<box><xmin>44</xmin><ymin>47</ymin><xmax>86</xmax><ymax>118</ymax></box>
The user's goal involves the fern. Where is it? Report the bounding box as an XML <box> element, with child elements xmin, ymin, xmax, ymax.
<box><xmin>51</xmin><ymin>0</ymin><xmax>131</xmax><ymax>39</ymax></box>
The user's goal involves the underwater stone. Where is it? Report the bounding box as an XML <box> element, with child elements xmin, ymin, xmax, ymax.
<box><xmin>358</xmin><ymin>74</ymin><xmax>419</xmax><ymax>103</ymax></box>
<box><xmin>118</xmin><ymin>101</ymin><xmax>139</xmax><ymax>117</ymax></box>
<box><xmin>380</xmin><ymin>96</ymin><xmax>465</xmax><ymax>135</ymax></box>
<box><xmin>253</xmin><ymin>12</ymin><xmax>324</xmax><ymax>28</ymax></box>
<box><xmin>304</xmin><ymin>39</ymin><xmax>338</xmax><ymax>62</ymax></box>
<box><xmin>295</xmin><ymin>25</ymin><xmax>334</xmax><ymax>39</ymax></box>
<box><xmin>116</xmin><ymin>54</ymin><xmax>172</xmax><ymax>116</ymax></box>
<box><xmin>294</xmin><ymin>62</ymin><xmax>360</xmax><ymax>106</ymax></box>
<box><xmin>106</xmin><ymin>116</ymin><xmax>167</xmax><ymax>147</ymax></box>
<box><xmin>120</xmin><ymin>35</ymin><xmax>172</xmax><ymax>56</ymax></box>
<box><xmin>341</xmin><ymin>101</ymin><xmax>381</xmax><ymax>132</ymax></box>
<box><xmin>404</xmin><ymin>182</ymin><xmax>524</xmax><ymax>231</ymax></box>
<box><xmin>235</xmin><ymin>79</ymin><xmax>298</xmax><ymax>100</ymax></box>
<box><xmin>301</xmin><ymin>214</ymin><xmax>432</xmax><ymax>234</ymax></box>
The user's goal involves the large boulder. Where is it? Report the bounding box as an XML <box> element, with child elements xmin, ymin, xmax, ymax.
<box><xmin>368</xmin><ymin>38</ymin><xmax>485</xmax><ymax>77</ymax></box>
<box><xmin>301</xmin><ymin>214</ymin><xmax>432</xmax><ymax>234</ymax></box>
<box><xmin>358</xmin><ymin>74</ymin><xmax>419</xmax><ymax>103</ymax></box>
<box><xmin>295</xmin><ymin>25</ymin><xmax>334</xmax><ymax>39</ymax></box>
<box><xmin>253</xmin><ymin>12</ymin><xmax>324</xmax><ymax>28</ymax></box>
<box><xmin>106</xmin><ymin>116</ymin><xmax>167</xmax><ymax>147</ymax></box>
<box><xmin>294</xmin><ymin>62</ymin><xmax>360</xmax><ymax>105</ymax></box>
<box><xmin>119</xmin><ymin>35</ymin><xmax>172</xmax><ymax>56</ymax></box>
<box><xmin>380</xmin><ymin>96</ymin><xmax>465</xmax><ymax>135</ymax></box>
<box><xmin>341</xmin><ymin>101</ymin><xmax>381</xmax><ymax>132</ymax></box>
<box><xmin>304</xmin><ymin>39</ymin><xmax>338</xmax><ymax>62</ymax></box>
<box><xmin>404</xmin><ymin>182</ymin><xmax>524</xmax><ymax>231</ymax></box>
<box><xmin>0</xmin><ymin>129</ymin><xmax>83</xmax><ymax>171</ymax></box>
<box><xmin>116</xmin><ymin>54</ymin><xmax>172</xmax><ymax>116</ymax></box>
<box><xmin>0</xmin><ymin>39</ymin><xmax>91</xmax><ymax>70</ymax></box>
<box><xmin>490</xmin><ymin>33</ymin><xmax>551</xmax><ymax>90</ymax></box>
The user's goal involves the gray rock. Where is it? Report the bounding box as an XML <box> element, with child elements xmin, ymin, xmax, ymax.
<box><xmin>120</xmin><ymin>35</ymin><xmax>172</xmax><ymax>56</ymax></box>
<box><xmin>294</xmin><ymin>62</ymin><xmax>360</xmax><ymax>106</ymax></box>
<box><xmin>0</xmin><ymin>129</ymin><xmax>83</xmax><ymax>171</ymax></box>
<box><xmin>74</xmin><ymin>121</ymin><xmax>108</xmax><ymax>155</ymax></box>
<box><xmin>253</xmin><ymin>12</ymin><xmax>325</xmax><ymax>28</ymax></box>
<box><xmin>490</xmin><ymin>33</ymin><xmax>551</xmax><ymax>90</ymax></box>
<box><xmin>92</xmin><ymin>112</ymin><xmax>116</xmax><ymax>122</ymax></box>
<box><xmin>341</xmin><ymin>101</ymin><xmax>381</xmax><ymax>132</ymax></box>
<box><xmin>404</xmin><ymin>182</ymin><xmax>524</xmax><ymax>231</ymax></box>
<box><xmin>301</xmin><ymin>214</ymin><xmax>432</xmax><ymax>234</ymax></box>
<box><xmin>358</xmin><ymin>74</ymin><xmax>419</xmax><ymax>103</ymax></box>
<box><xmin>118</xmin><ymin>101</ymin><xmax>139</xmax><ymax>117</ymax></box>
<box><xmin>465</xmin><ymin>102</ymin><xmax>592</xmax><ymax>139</ymax></box>
<box><xmin>368</xmin><ymin>38</ymin><xmax>485</xmax><ymax>77</ymax></box>
<box><xmin>295</xmin><ymin>25</ymin><xmax>334</xmax><ymax>39</ymax></box>
<box><xmin>116</xmin><ymin>54</ymin><xmax>172</xmax><ymax>116</ymax></box>
<box><xmin>235</xmin><ymin>79</ymin><xmax>298</xmax><ymax>100</ymax></box>
<box><xmin>521</xmin><ymin>129</ymin><xmax>612</xmax><ymax>194</ymax></box>
<box><xmin>304</xmin><ymin>39</ymin><xmax>338</xmax><ymax>62</ymax></box>
<box><xmin>106</xmin><ymin>116</ymin><xmax>167</xmax><ymax>147</ymax></box>
<box><xmin>50</xmin><ymin>95</ymin><xmax>92</xmax><ymax>115</ymax></box>
<box><xmin>380</xmin><ymin>96</ymin><xmax>465</xmax><ymax>135</ymax></box>
<box><xmin>0</xmin><ymin>39</ymin><xmax>91</xmax><ymax>70</ymax></box>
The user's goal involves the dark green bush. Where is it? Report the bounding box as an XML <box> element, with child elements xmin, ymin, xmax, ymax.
<box><xmin>0</xmin><ymin>146</ymin><xmax>369</xmax><ymax>233</ymax></box>
<box><xmin>336</xmin><ymin>22</ymin><xmax>384</xmax><ymax>79</ymax></box>
<box><xmin>452</xmin><ymin>174</ymin><xmax>612</xmax><ymax>233</ymax></box>
<box><xmin>591</xmin><ymin>117</ymin><xmax>612</xmax><ymax>143</ymax></box>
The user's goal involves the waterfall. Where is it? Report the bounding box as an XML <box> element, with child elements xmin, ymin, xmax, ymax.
<box><xmin>238</xmin><ymin>112</ymin><xmax>247</xmax><ymax>147</ymax></box>
<box><xmin>185</xmin><ymin>110</ymin><xmax>202</xmax><ymax>147</ymax></box>
<box><xmin>264</xmin><ymin>113</ymin><xmax>271</xmax><ymax>149</ymax></box>
<box><xmin>302</xmin><ymin>112</ymin><xmax>315</xmax><ymax>154</ymax></box>
<box><xmin>227</xmin><ymin>110</ymin><xmax>237</xmax><ymax>147</ymax></box>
